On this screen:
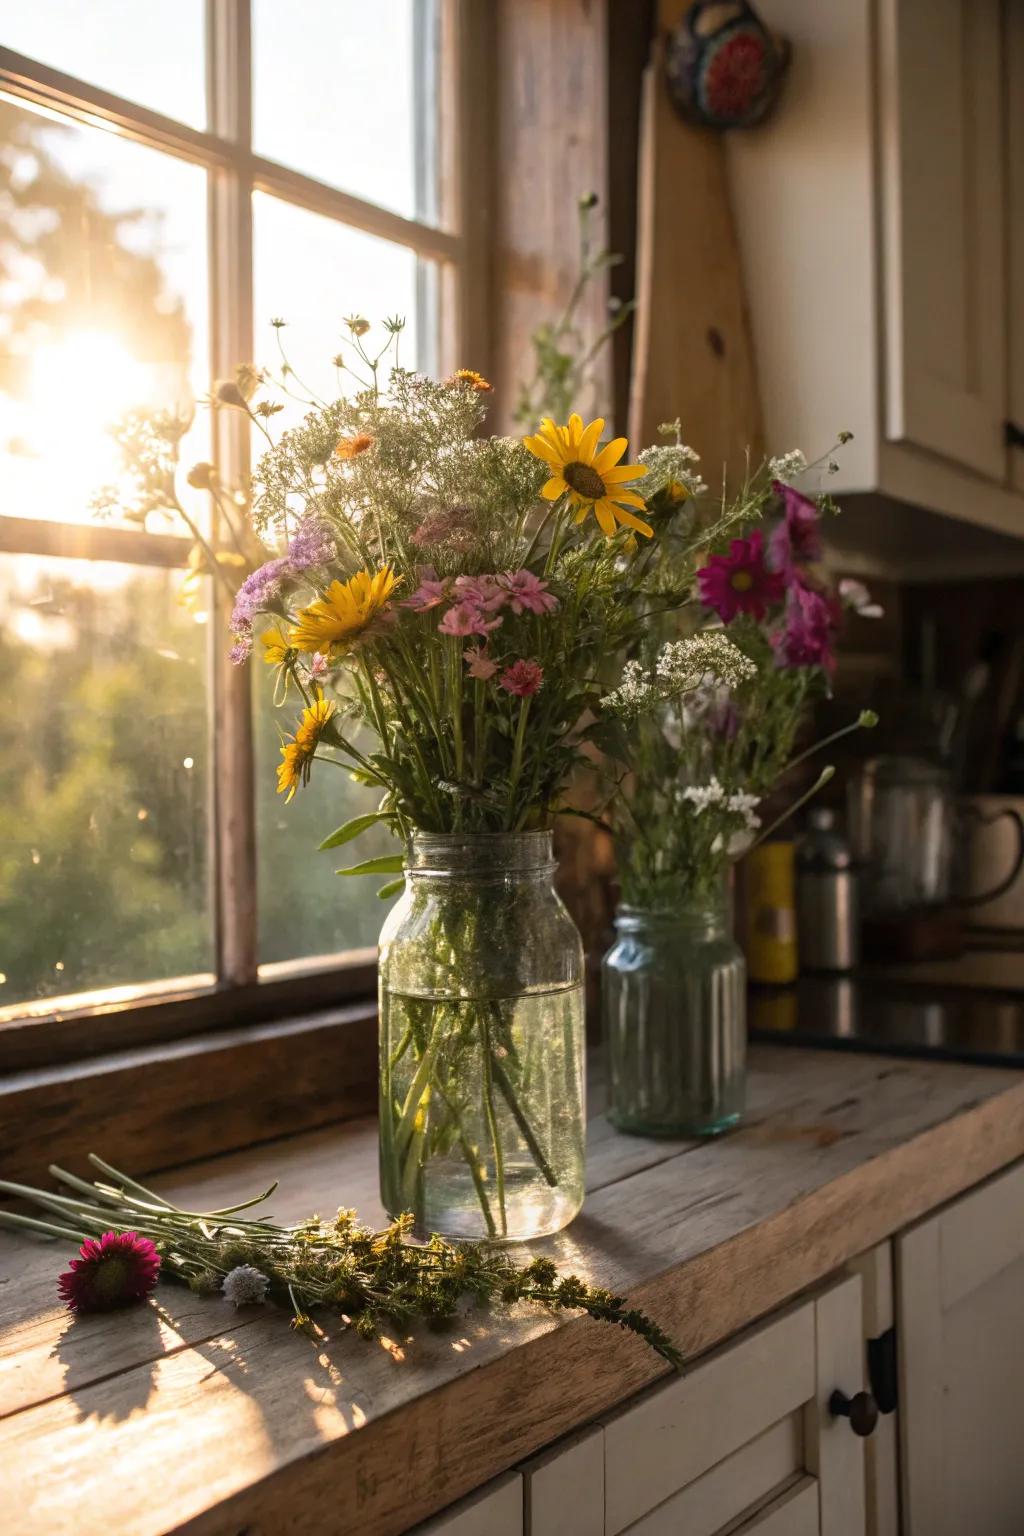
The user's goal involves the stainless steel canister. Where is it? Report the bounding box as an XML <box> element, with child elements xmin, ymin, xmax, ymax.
<box><xmin>796</xmin><ymin>807</ymin><xmax>860</xmax><ymax>972</ymax></box>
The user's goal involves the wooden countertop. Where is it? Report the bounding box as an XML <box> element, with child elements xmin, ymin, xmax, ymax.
<box><xmin>2</xmin><ymin>1044</ymin><xmax>1023</xmax><ymax>1536</ymax></box>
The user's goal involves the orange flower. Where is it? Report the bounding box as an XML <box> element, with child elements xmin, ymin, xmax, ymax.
<box><xmin>335</xmin><ymin>432</ymin><xmax>374</xmax><ymax>460</ymax></box>
<box><xmin>447</xmin><ymin>369</ymin><xmax>493</xmax><ymax>394</ymax></box>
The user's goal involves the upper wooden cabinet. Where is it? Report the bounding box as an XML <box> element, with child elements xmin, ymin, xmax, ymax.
<box><xmin>726</xmin><ymin>0</ymin><xmax>1024</xmax><ymax>543</ymax></box>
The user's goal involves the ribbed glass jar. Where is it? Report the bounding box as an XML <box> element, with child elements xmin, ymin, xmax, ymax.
<box><xmin>602</xmin><ymin>876</ymin><xmax>746</xmax><ymax>1136</ymax></box>
<box><xmin>378</xmin><ymin>831</ymin><xmax>585</xmax><ymax>1242</ymax></box>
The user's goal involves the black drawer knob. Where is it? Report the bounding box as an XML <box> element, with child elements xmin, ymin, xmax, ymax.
<box><xmin>829</xmin><ymin>1388</ymin><xmax>879</xmax><ymax>1437</ymax></box>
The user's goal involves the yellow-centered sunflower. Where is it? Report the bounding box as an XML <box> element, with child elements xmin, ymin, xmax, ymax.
<box><xmin>523</xmin><ymin>414</ymin><xmax>651</xmax><ymax>538</ymax></box>
<box><xmin>289</xmin><ymin>566</ymin><xmax>399</xmax><ymax>655</ymax></box>
<box><xmin>276</xmin><ymin>689</ymin><xmax>336</xmax><ymax>801</ymax></box>
<box><xmin>260</xmin><ymin>627</ymin><xmax>291</xmax><ymax>666</ymax></box>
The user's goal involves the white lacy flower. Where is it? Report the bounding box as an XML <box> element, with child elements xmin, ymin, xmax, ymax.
<box><xmin>838</xmin><ymin>577</ymin><xmax>884</xmax><ymax>618</ymax></box>
<box><xmin>602</xmin><ymin>659</ymin><xmax>658</xmax><ymax>720</ymax></box>
<box><xmin>725</xmin><ymin>790</ymin><xmax>762</xmax><ymax>833</ymax></box>
<box><xmin>656</xmin><ymin>634</ymin><xmax>756</xmax><ymax>694</ymax></box>
<box><xmin>638</xmin><ymin>443</ymin><xmax>708</xmax><ymax>499</ymax></box>
<box><xmin>681</xmin><ymin>777</ymin><xmax>727</xmax><ymax>814</ymax></box>
<box><xmin>222</xmin><ymin>1264</ymin><xmax>271</xmax><ymax>1307</ymax></box>
<box><xmin>768</xmin><ymin>449</ymin><xmax>808</xmax><ymax>482</ymax></box>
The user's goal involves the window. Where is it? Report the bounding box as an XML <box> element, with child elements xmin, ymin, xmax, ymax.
<box><xmin>0</xmin><ymin>2</ymin><xmax>481</xmax><ymax>1051</ymax></box>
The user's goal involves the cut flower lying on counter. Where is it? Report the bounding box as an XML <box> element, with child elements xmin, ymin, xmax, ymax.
<box><xmin>0</xmin><ymin>1157</ymin><xmax>684</xmax><ymax>1366</ymax></box>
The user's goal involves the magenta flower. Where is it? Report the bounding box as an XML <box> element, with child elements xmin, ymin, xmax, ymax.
<box><xmin>403</xmin><ymin>570</ymin><xmax>451</xmax><ymax>611</ymax></box>
<box><xmin>58</xmin><ymin>1231</ymin><xmax>161</xmax><ymax>1314</ymax></box>
<box><xmin>772</xmin><ymin>580</ymin><xmax>837</xmax><ymax>673</ymax></box>
<box><xmin>453</xmin><ymin>574</ymin><xmax>506</xmax><ymax>615</ymax></box>
<box><xmin>500</xmin><ymin>569</ymin><xmax>558</xmax><ymax>616</ymax></box>
<box><xmin>463</xmin><ymin>645</ymin><xmax>498</xmax><ymax>680</ymax></box>
<box><xmin>768</xmin><ymin>482</ymin><xmax>822</xmax><ymax>574</ymax></box>
<box><xmin>439</xmin><ymin>602</ymin><xmax>502</xmax><ymax>638</ymax></box>
<box><xmin>309</xmin><ymin>651</ymin><xmax>329</xmax><ymax>679</ymax></box>
<box><xmin>500</xmin><ymin>658</ymin><xmax>544</xmax><ymax>697</ymax></box>
<box><xmin>697</xmin><ymin>530</ymin><xmax>785</xmax><ymax>623</ymax></box>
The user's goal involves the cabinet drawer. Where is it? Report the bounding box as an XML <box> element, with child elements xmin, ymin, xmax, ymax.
<box><xmin>413</xmin><ymin>1471</ymin><xmax>522</xmax><ymax>1535</ymax></box>
<box><xmin>601</xmin><ymin>1276</ymin><xmax>866</xmax><ymax>1536</ymax></box>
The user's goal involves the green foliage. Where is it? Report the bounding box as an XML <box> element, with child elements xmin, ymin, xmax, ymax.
<box><xmin>0</xmin><ymin>1157</ymin><xmax>685</xmax><ymax>1369</ymax></box>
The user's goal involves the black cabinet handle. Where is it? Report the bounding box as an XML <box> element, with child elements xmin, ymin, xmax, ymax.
<box><xmin>829</xmin><ymin>1388</ymin><xmax>879</xmax><ymax>1437</ymax></box>
<box><xmin>1005</xmin><ymin>421</ymin><xmax>1024</xmax><ymax>450</ymax></box>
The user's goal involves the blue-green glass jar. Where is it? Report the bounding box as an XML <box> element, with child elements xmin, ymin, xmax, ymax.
<box><xmin>602</xmin><ymin>875</ymin><xmax>746</xmax><ymax>1136</ymax></box>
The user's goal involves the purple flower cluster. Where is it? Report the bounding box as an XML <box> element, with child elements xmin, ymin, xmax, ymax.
<box><xmin>230</xmin><ymin>557</ymin><xmax>289</xmax><ymax>636</ymax></box>
<box><xmin>287</xmin><ymin>516</ymin><xmax>336</xmax><ymax>571</ymax></box>
<box><xmin>229</xmin><ymin>519</ymin><xmax>337</xmax><ymax>665</ymax></box>
<box><xmin>404</xmin><ymin>567</ymin><xmax>558</xmax><ymax>642</ymax></box>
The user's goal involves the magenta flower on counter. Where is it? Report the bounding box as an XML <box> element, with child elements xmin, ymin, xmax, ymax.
<box><xmin>697</xmin><ymin>530</ymin><xmax>784</xmax><ymax>623</ymax></box>
<box><xmin>768</xmin><ymin>481</ymin><xmax>822</xmax><ymax>573</ymax></box>
<box><xmin>58</xmin><ymin>1231</ymin><xmax>161</xmax><ymax>1314</ymax></box>
<box><xmin>500</xmin><ymin>658</ymin><xmax>544</xmax><ymax>697</ymax></box>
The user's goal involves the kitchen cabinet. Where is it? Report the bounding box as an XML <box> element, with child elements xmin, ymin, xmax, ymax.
<box><xmin>726</xmin><ymin>0</ymin><xmax>1024</xmax><ymax>559</ymax></box>
<box><xmin>414</xmin><ymin>1472</ymin><xmax>523</xmax><ymax>1535</ymax></box>
<box><xmin>896</xmin><ymin>1160</ymin><xmax>1024</xmax><ymax>1536</ymax></box>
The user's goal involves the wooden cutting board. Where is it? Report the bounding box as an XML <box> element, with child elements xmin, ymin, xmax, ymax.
<box><xmin>629</xmin><ymin>3</ymin><xmax>764</xmax><ymax>483</ymax></box>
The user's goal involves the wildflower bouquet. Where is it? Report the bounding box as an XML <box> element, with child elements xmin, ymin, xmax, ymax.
<box><xmin>0</xmin><ymin>1158</ymin><xmax>682</xmax><ymax>1366</ymax></box>
<box><xmin>598</xmin><ymin>466</ymin><xmax>877</xmax><ymax>910</ymax></box>
<box><xmin>224</xmin><ymin>322</ymin><xmax>733</xmax><ymax>1243</ymax></box>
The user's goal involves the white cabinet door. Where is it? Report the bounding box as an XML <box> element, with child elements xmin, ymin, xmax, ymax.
<box><xmin>413</xmin><ymin>1471</ymin><xmax>522</xmax><ymax>1536</ymax></box>
<box><xmin>879</xmin><ymin>0</ymin><xmax>1007</xmax><ymax>480</ymax></box>
<box><xmin>897</xmin><ymin>1160</ymin><xmax>1024</xmax><ymax>1536</ymax></box>
<box><xmin>599</xmin><ymin>1276</ymin><xmax>868</xmax><ymax>1536</ymax></box>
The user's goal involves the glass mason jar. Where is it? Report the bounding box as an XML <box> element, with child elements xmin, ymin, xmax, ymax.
<box><xmin>602</xmin><ymin>875</ymin><xmax>746</xmax><ymax>1136</ymax></box>
<box><xmin>378</xmin><ymin>830</ymin><xmax>586</xmax><ymax>1242</ymax></box>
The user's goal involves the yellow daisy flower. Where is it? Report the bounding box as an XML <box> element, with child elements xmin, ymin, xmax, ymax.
<box><xmin>289</xmin><ymin>567</ymin><xmax>400</xmax><ymax>655</ymax></box>
<box><xmin>523</xmin><ymin>413</ymin><xmax>651</xmax><ymax>539</ymax></box>
<box><xmin>277</xmin><ymin>689</ymin><xmax>336</xmax><ymax>801</ymax></box>
<box><xmin>260</xmin><ymin>628</ymin><xmax>291</xmax><ymax>666</ymax></box>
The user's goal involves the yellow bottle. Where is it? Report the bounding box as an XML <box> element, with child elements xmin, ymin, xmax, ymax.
<box><xmin>743</xmin><ymin>840</ymin><xmax>799</xmax><ymax>984</ymax></box>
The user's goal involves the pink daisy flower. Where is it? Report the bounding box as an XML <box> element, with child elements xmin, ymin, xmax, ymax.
<box><xmin>58</xmin><ymin>1231</ymin><xmax>161</xmax><ymax>1314</ymax></box>
<box><xmin>500</xmin><ymin>658</ymin><xmax>544</xmax><ymax>697</ymax></box>
<box><xmin>463</xmin><ymin>645</ymin><xmax>498</xmax><ymax>680</ymax></box>
<box><xmin>439</xmin><ymin>602</ymin><xmax>502</xmax><ymax>638</ymax></box>
<box><xmin>453</xmin><ymin>574</ymin><xmax>507</xmax><ymax>615</ymax></box>
<box><xmin>697</xmin><ymin>529</ymin><xmax>785</xmax><ymax>623</ymax></box>
<box><xmin>500</xmin><ymin>569</ymin><xmax>558</xmax><ymax>616</ymax></box>
<box><xmin>403</xmin><ymin>569</ymin><xmax>451</xmax><ymax>611</ymax></box>
<box><xmin>768</xmin><ymin>481</ymin><xmax>822</xmax><ymax>574</ymax></box>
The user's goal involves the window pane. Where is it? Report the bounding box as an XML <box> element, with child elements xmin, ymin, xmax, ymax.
<box><xmin>0</xmin><ymin>555</ymin><xmax>213</xmax><ymax>1014</ymax></box>
<box><xmin>0</xmin><ymin>99</ymin><xmax>209</xmax><ymax>529</ymax></box>
<box><xmin>2</xmin><ymin>2</ymin><xmax>206</xmax><ymax>128</ymax></box>
<box><xmin>255</xmin><ymin>685</ymin><xmax>398</xmax><ymax>968</ymax></box>
<box><xmin>253</xmin><ymin>191</ymin><xmax>433</xmax><ymax>425</ymax></box>
<box><xmin>252</xmin><ymin>0</ymin><xmax>438</xmax><ymax>223</ymax></box>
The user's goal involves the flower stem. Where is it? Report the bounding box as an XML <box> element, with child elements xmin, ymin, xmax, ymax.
<box><xmin>481</xmin><ymin>1012</ymin><xmax>508</xmax><ymax>1237</ymax></box>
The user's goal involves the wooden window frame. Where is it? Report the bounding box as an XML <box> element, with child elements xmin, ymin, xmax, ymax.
<box><xmin>0</xmin><ymin>0</ymin><xmax>493</xmax><ymax>1075</ymax></box>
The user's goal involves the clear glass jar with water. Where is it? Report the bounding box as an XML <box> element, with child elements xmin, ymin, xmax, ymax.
<box><xmin>602</xmin><ymin>873</ymin><xmax>746</xmax><ymax>1136</ymax></box>
<box><xmin>378</xmin><ymin>830</ymin><xmax>585</xmax><ymax>1241</ymax></box>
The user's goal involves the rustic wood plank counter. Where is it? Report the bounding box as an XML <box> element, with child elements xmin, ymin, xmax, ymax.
<box><xmin>2</xmin><ymin>1044</ymin><xmax>1022</xmax><ymax>1536</ymax></box>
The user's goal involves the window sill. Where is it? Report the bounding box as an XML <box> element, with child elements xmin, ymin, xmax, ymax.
<box><xmin>0</xmin><ymin>1003</ymin><xmax>377</xmax><ymax>1186</ymax></box>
